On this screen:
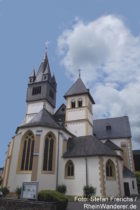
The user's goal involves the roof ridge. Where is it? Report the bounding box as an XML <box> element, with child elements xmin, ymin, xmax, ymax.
<box><xmin>94</xmin><ymin>116</ymin><xmax>128</xmax><ymax>121</ymax></box>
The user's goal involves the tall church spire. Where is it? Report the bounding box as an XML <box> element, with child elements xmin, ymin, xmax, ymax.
<box><xmin>26</xmin><ymin>50</ymin><xmax>57</xmax><ymax>122</ymax></box>
<box><xmin>35</xmin><ymin>50</ymin><xmax>51</xmax><ymax>82</ymax></box>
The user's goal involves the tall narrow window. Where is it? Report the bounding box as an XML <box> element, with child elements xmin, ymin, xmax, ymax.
<box><xmin>106</xmin><ymin>159</ymin><xmax>116</xmax><ymax>179</ymax></box>
<box><xmin>65</xmin><ymin>160</ymin><xmax>74</xmax><ymax>178</ymax></box>
<box><xmin>43</xmin><ymin>133</ymin><xmax>55</xmax><ymax>172</ymax></box>
<box><xmin>71</xmin><ymin>100</ymin><xmax>76</xmax><ymax>108</ymax></box>
<box><xmin>20</xmin><ymin>131</ymin><xmax>34</xmax><ymax>171</ymax></box>
<box><xmin>78</xmin><ymin>98</ymin><xmax>82</xmax><ymax>108</ymax></box>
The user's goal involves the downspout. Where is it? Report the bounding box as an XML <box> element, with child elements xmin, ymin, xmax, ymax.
<box><xmin>85</xmin><ymin>156</ymin><xmax>88</xmax><ymax>186</ymax></box>
<box><xmin>56</xmin><ymin>131</ymin><xmax>61</xmax><ymax>189</ymax></box>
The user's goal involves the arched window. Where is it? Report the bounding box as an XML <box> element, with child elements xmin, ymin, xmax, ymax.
<box><xmin>78</xmin><ymin>98</ymin><xmax>82</xmax><ymax>108</ymax></box>
<box><xmin>20</xmin><ymin>131</ymin><xmax>34</xmax><ymax>171</ymax></box>
<box><xmin>106</xmin><ymin>159</ymin><xmax>116</xmax><ymax>179</ymax></box>
<box><xmin>43</xmin><ymin>132</ymin><xmax>56</xmax><ymax>172</ymax></box>
<box><xmin>65</xmin><ymin>160</ymin><xmax>74</xmax><ymax>178</ymax></box>
<box><xmin>71</xmin><ymin>99</ymin><xmax>76</xmax><ymax>108</ymax></box>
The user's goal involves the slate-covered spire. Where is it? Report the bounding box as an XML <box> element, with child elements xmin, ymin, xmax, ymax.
<box><xmin>26</xmin><ymin>50</ymin><xmax>57</xmax><ymax>109</ymax></box>
<box><xmin>51</xmin><ymin>74</ymin><xmax>57</xmax><ymax>89</ymax></box>
<box><xmin>35</xmin><ymin>51</ymin><xmax>51</xmax><ymax>82</ymax></box>
<box><xmin>64</xmin><ymin>77</ymin><xmax>95</xmax><ymax>104</ymax></box>
<box><xmin>29</xmin><ymin>68</ymin><xmax>36</xmax><ymax>83</ymax></box>
<box><xmin>43</xmin><ymin>53</ymin><xmax>51</xmax><ymax>81</ymax></box>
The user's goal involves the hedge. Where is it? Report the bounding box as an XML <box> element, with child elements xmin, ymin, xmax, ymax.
<box><xmin>38</xmin><ymin>190</ymin><xmax>68</xmax><ymax>210</ymax></box>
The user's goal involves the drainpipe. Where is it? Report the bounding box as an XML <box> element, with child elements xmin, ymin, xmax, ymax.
<box><xmin>56</xmin><ymin>131</ymin><xmax>62</xmax><ymax>189</ymax></box>
<box><xmin>85</xmin><ymin>156</ymin><xmax>88</xmax><ymax>186</ymax></box>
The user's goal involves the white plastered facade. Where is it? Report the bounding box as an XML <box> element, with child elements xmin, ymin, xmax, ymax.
<box><xmin>3</xmin><ymin>77</ymin><xmax>138</xmax><ymax>197</ymax></box>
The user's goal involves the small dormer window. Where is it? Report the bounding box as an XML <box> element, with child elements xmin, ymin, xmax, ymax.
<box><xmin>43</xmin><ymin>75</ymin><xmax>47</xmax><ymax>80</ymax></box>
<box><xmin>32</xmin><ymin>86</ymin><xmax>41</xmax><ymax>95</ymax></box>
<box><xmin>106</xmin><ymin>124</ymin><xmax>111</xmax><ymax>131</ymax></box>
<box><xmin>30</xmin><ymin>78</ymin><xmax>33</xmax><ymax>83</ymax></box>
<box><xmin>71</xmin><ymin>100</ymin><xmax>76</xmax><ymax>108</ymax></box>
<box><xmin>78</xmin><ymin>98</ymin><xmax>82</xmax><ymax>108</ymax></box>
<box><xmin>62</xmin><ymin>107</ymin><xmax>65</xmax><ymax>112</ymax></box>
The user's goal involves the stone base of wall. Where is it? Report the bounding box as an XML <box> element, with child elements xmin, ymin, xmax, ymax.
<box><xmin>0</xmin><ymin>198</ymin><xmax>57</xmax><ymax>210</ymax></box>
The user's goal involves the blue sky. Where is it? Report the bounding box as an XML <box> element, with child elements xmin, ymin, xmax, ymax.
<box><xmin>0</xmin><ymin>0</ymin><xmax>140</xmax><ymax>167</ymax></box>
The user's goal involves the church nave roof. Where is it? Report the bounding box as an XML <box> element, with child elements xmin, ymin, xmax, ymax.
<box><xmin>94</xmin><ymin>116</ymin><xmax>131</xmax><ymax>140</ymax></box>
<box><xmin>63</xmin><ymin>135</ymin><xmax>122</xmax><ymax>159</ymax></box>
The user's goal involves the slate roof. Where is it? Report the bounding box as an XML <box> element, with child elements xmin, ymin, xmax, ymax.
<box><xmin>63</xmin><ymin>135</ymin><xmax>121</xmax><ymax>158</ymax></box>
<box><xmin>94</xmin><ymin>116</ymin><xmax>131</xmax><ymax>140</ymax></box>
<box><xmin>64</xmin><ymin>78</ymin><xmax>95</xmax><ymax>104</ymax></box>
<box><xmin>19</xmin><ymin>108</ymin><xmax>60</xmax><ymax>129</ymax></box>
<box><xmin>133</xmin><ymin>150</ymin><xmax>140</xmax><ymax>155</ymax></box>
<box><xmin>104</xmin><ymin>140</ymin><xmax>122</xmax><ymax>151</ymax></box>
<box><xmin>17</xmin><ymin>108</ymin><xmax>73</xmax><ymax>136</ymax></box>
<box><xmin>30</xmin><ymin>69</ymin><xmax>36</xmax><ymax>78</ymax></box>
<box><xmin>123</xmin><ymin>166</ymin><xmax>136</xmax><ymax>178</ymax></box>
<box><xmin>0</xmin><ymin>167</ymin><xmax>4</xmax><ymax>170</ymax></box>
<box><xmin>54</xmin><ymin>104</ymin><xmax>66</xmax><ymax>126</ymax></box>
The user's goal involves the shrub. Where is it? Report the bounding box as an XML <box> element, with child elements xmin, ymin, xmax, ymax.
<box><xmin>38</xmin><ymin>190</ymin><xmax>68</xmax><ymax>210</ymax></box>
<box><xmin>136</xmin><ymin>171</ymin><xmax>140</xmax><ymax>194</ymax></box>
<box><xmin>136</xmin><ymin>171</ymin><xmax>140</xmax><ymax>183</ymax></box>
<box><xmin>56</xmin><ymin>185</ymin><xmax>67</xmax><ymax>194</ymax></box>
<box><xmin>1</xmin><ymin>187</ymin><xmax>9</xmax><ymax>197</ymax></box>
<box><xmin>15</xmin><ymin>187</ymin><xmax>21</xmax><ymax>199</ymax></box>
<box><xmin>83</xmin><ymin>185</ymin><xmax>96</xmax><ymax>198</ymax></box>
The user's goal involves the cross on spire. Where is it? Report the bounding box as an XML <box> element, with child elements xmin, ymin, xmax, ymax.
<box><xmin>45</xmin><ymin>40</ymin><xmax>49</xmax><ymax>51</ymax></box>
<box><xmin>78</xmin><ymin>69</ymin><xmax>81</xmax><ymax>78</ymax></box>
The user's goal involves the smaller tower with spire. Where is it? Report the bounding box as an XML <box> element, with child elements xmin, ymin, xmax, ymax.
<box><xmin>25</xmin><ymin>51</ymin><xmax>57</xmax><ymax>123</ymax></box>
<box><xmin>64</xmin><ymin>75</ymin><xmax>95</xmax><ymax>136</ymax></box>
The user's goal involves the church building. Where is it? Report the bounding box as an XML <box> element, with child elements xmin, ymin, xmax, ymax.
<box><xmin>3</xmin><ymin>51</ymin><xmax>138</xmax><ymax>197</ymax></box>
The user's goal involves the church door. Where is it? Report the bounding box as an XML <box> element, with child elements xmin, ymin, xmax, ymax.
<box><xmin>124</xmin><ymin>182</ymin><xmax>130</xmax><ymax>196</ymax></box>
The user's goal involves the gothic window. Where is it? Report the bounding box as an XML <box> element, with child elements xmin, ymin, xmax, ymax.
<box><xmin>106</xmin><ymin>159</ymin><xmax>116</xmax><ymax>179</ymax></box>
<box><xmin>32</xmin><ymin>86</ymin><xmax>41</xmax><ymax>95</ymax></box>
<box><xmin>20</xmin><ymin>131</ymin><xmax>34</xmax><ymax>171</ymax></box>
<box><xmin>71</xmin><ymin>100</ymin><xmax>76</xmax><ymax>108</ymax></box>
<box><xmin>78</xmin><ymin>98</ymin><xmax>82</xmax><ymax>108</ymax></box>
<box><xmin>43</xmin><ymin>132</ymin><xmax>56</xmax><ymax>172</ymax></box>
<box><xmin>65</xmin><ymin>160</ymin><xmax>74</xmax><ymax>178</ymax></box>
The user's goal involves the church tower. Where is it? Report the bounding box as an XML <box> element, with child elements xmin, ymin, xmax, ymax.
<box><xmin>25</xmin><ymin>52</ymin><xmax>57</xmax><ymax>123</ymax></box>
<box><xmin>64</xmin><ymin>77</ymin><xmax>95</xmax><ymax>136</ymax></box>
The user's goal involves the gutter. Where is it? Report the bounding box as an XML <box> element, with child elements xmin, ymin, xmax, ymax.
<box><xmin>56</xmin><ymin>131</ymin><xmax>60</xmax><ymax>188</ymax></box>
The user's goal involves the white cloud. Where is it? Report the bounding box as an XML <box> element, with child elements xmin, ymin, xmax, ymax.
<box><xmin>57</xmin><ymin>15</ymin><xmax>140</xmax><ymax>146</ymax></box>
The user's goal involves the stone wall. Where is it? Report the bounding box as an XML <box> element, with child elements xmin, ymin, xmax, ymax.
<box><xmin>0</xmin><ymin>198</ymin><xmax>57</xmax><ymax>210</ymax></box>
